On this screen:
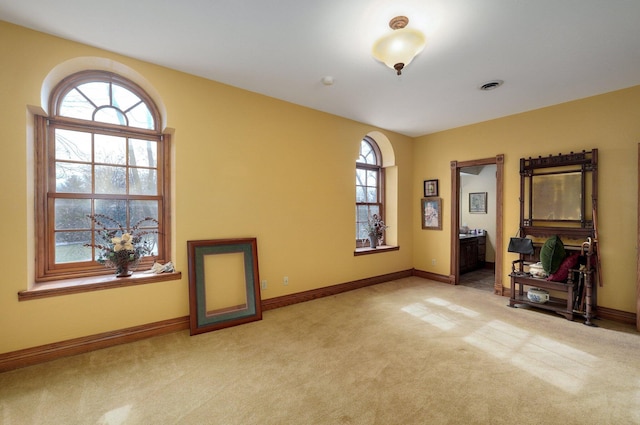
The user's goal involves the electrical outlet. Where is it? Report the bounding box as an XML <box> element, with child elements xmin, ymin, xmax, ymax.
<box><xmin>283</xmin><ymin>276</ymin><xmax>289</xmax><ymax>286</ymax></box>
<box><xmin>261</xmin><ymin>280</ymin><xmax>267</xmax><ymax>290</ymax></box>
<box><xmin>432</xmin><ymin>259</ymin><xmax>436</xmax><ymax>265</ymax></box>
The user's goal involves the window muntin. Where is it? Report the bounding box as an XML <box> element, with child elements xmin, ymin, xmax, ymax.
<box><xmin>36</xmin><ymin>71</ymin><xmax>167</xmax><ymax>281</ymax></box>
<box><xmin>58</xmin><ymin>80</ymin><xmax>155</xmax><ymax>129</ymax></box>
<box><xmin>356</xmin><ymin>137</ymin><xmax>384</xmax><ymax>247</ymax></box>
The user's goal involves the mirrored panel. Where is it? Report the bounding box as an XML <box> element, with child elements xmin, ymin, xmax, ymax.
<box><xmin>532</xmin><ymin>172</ymin><xmax>582</xmax><ymax>220</ymax></box>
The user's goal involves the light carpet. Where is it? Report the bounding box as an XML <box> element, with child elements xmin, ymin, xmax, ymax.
<box><xmin>1</xmin><ymin>277</ymin><xmax>639</xmax><ymax>424</ymax></box>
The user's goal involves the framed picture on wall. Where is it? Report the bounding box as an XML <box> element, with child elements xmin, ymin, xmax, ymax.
<box><xmin>469</xmin><ymin>192</ymin><xmax>487</xmax><ymax>213</ymax></box>
<box><xmin>421</xmin><ymin>197</ymin><xmax>442</xmax><ymax>230</ymax></box>
<box><xmin>423</xmin><ymin>179</ymin><xmax>439</xmax><ymax>197</ymax></box>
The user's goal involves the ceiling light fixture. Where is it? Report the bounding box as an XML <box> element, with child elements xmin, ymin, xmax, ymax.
<box><xmin>372</xmin><ymin>16</ymin><xmax>426</xmax><ymax>76</ymax></box>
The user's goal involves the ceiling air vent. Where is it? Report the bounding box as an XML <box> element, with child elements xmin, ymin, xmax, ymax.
<box><xmin>479</xmin><ymin>80</ymin><xmax>504</xmax><ymax>91</ymax></box>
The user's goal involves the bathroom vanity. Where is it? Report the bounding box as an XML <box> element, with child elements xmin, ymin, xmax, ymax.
<box><xmin>459</xmin><ymin>232</ymin><xmax>486</xmax><ymax>274</ymax></box>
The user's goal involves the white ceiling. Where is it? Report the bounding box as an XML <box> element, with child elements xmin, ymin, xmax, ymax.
<box><xmin>2</xmin><ymin>0</ymin><xmax>640</xmax><ymax>137</ymax></box>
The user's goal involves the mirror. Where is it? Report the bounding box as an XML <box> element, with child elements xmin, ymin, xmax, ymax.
<box><xmin>532</xmin><ymin>172</ymin><xmax>582</xmax><ymax>220</ymax></box>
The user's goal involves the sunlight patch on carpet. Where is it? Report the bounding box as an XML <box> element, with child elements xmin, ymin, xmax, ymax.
<box><xmin>401</xmin><ymin>303</ymin><xmax>456</xmax><ymax>331</ymax></box>
<box><xmin>465</xmin><ymin>320</ymin><xmax>599</xmax><ymax>394</ymax></box>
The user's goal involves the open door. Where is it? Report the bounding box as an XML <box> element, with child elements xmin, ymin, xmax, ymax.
<box><xmin>450</xmin><ymin>155</ymin><xmax>504</xmax><ymax>295</ymax></box>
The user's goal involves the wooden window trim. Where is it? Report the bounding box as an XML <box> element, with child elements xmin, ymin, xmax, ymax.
<box><xmin>19</xmin><ymin>271</ymin><xmax>182</xmax><ymax>301</ymax></box>
<box><xmin>354</xmin><ymin>245</ymin><xmax>399</xmax><ymax>256</ymax></box>
<box><xmin>34</xmin><ymin>71</ymin><xmax>172</xmax><ymax>284</ymax></box>
<box><xmin>356</xmin><ymin>137</ymin><xmax>386</xmax><ymax>248</ymax></box>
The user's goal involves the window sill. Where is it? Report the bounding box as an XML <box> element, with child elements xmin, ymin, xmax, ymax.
<box><xmin>18</xmin><ymin>271</ymin><xmax>182</xmax><ymax>301</ymax></box>
<box><xmin>354</xmin><ymin>245</ymin><xmax>399</xmax><ymax>256</ymax></box>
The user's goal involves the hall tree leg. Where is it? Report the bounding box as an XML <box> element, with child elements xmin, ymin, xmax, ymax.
<box><xmin>584</xmin><ymin>271</ymin><xmax>596</xmax><ymax>326</ymax></box>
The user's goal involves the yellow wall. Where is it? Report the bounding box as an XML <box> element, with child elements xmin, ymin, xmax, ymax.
<box><xmin>1</xmin><ymin>20</ymin><xmax>638</xmax><ymax>355</ymax></box>
<box><xmin>0</xmin><ymin>22</ymin><xmax>414</xmax><ymax>353</ymax></box>
<box><xmin>413</xmin><ymin>86</ymin><xmax>640</xmax><ymax>313</ymax></box>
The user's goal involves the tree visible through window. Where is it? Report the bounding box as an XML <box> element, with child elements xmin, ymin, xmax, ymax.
<box><xmin>35</xmin><ymin>71</ymin><xmax>170</xmax><ymax>281</ymax></box>
<box><xmin>356</xmin><ymin>137</ymin><xmax>384</xmax><ymax>247</ymax></box>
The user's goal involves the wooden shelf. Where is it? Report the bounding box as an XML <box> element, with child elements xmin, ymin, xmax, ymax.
<box><xmin>509</xmin><ymin>293</ymin><xmax>576</xmax><ymax>321</ymax></box>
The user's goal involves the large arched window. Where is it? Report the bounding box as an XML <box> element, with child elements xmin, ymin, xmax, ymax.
<box><xmin>35</xmin><ymin>71</ymin><xmax>170</xmax><ymax>281</ymax></box>
<box><xmin>356</xmin><ymin>137</ymin><xmax>384</xmax><ymax>248</ymax></box>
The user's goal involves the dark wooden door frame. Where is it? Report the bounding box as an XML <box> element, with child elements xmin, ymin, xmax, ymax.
<box><xmin>450</xmin><ymin>155</ymin><xmax>504</xmax><ymax>294</ymax></box>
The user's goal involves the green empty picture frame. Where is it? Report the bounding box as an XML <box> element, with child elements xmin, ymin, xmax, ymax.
<box><xmin>187</xmin><ymin>238</ymin><xmax>262</xmax><ymax>335</ymax></box>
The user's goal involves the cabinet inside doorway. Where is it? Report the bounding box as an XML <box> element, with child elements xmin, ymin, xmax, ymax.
<box><xmin>459</xmin><ymin>234</ymin><xmax>486</xmax><ymax>274</ymax></box>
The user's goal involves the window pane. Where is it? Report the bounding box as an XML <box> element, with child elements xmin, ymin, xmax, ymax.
<box><xmin>129</xmin><ymin>139</ymin><xmax>157</xmax><ymax>167</ymax></box>
<box><xmin>55</xmin><ymin>129</ymin><xmax>92</xmax><ymax>162</ymax></box>
<box><xmin>129</xmin><ymin>168</ymin><xmax>157</xmax><ymax>195</ymax></box>
<box><xmin>370</xmin><ymin>205</ymin><xmax>380</xmax><ymax>218</ymax></box>
<box><xmin>95</xmin><ymin>134</ymin><xmax>126</xmax><ymax>165</ymax></box>
<box><xmin>356</xmin><ymin>169</ymin><xmax>366</xmax><ymax>186</ymax></box>
<box><xmin>356</xmin><ymin>205</ymin><xmax>380</xmax><ymax>240</ymax></box>
<box><xmin>127</xmin><ymin>103</ymin><xmax>154</xmax><ymax>130</ymax></box>
<box><xmin>366</xmin><ymin>187</ymin><xmax>377</xmax><ymax>203</ymax></box>
<box><xmin>356</xmin><ymin>186</ymin><xmax>366</xmax><ymax>202</ymax></box>
<box><xmin>112</xmin><ymin>84</ymin><xmax>141</xmax><ymax>112</ymax></box>
<box><xmin>55</xmin><ymin>231</ymin><xmax>92</xmax><ymax>263</ymax></box>
<box><xmin>59</xmin><ymin>88</ymin><xmax>94</xmax><ymax>120</ymax></box>
<box><xmin>56</xmin><ymin>162</ymin><xmax>91</xmax><ymax>193</ymax></box>
<box><xmin>130</xmin><ymin>200</ymin><xmax>159</xmax><ymax>224</ymax></box>
<box><xmin>95</xmin><ymin>199</ymin><xmax>127</xmax><ymax>226</ymax></box>
<box><xmin>94</xmin><ymin>107</ymin><xmax>128</xmax><ymax>126</ymax></box>
<box><xmin>130</xmin><ymin>201</ymin><xmax>159</xmax><ymax>255</ymax></box>
<box><xmin>367</xmin><ymin>170</ymin><xmax>377</xmax><ymax>186</ymax></box>
<box><xmin>95</xmin><ymin>165</ymin><xmax>126</xmax><ymax>194</ymax></box>
<box><xmin>54</xmin><ymin>199</ymin><xmax>91</xmax><ymax>230</ymax></box>
<box><xmin>356</xmin><ymin>205</ymin><xmax>369</xmax><ymax>222</ymax></box>
<box><xmin>358</xmin><ymin>140</ymin><xmax>376</xmax><ymax>164</ymax></box>
<box><xmin>77</xmin><ymin>82</ymin><xmax>110</xmax><ymax>108</ymax></box>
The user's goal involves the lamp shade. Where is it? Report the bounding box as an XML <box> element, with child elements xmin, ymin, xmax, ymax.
<box><xmin>372</xmin><ymin>27</ymin><xmax>426</xmax><ymax>75</ymax></box>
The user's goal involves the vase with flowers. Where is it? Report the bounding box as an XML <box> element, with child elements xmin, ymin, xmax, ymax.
<box><xmin>363</xmin><ymin>214</ymin><xmax>388</xmax><ymax>249</ymax></box>
<box><xmin>84</xmin><ymin>214</ymin><xmax>159</xmax><ymax>277</ymax></box>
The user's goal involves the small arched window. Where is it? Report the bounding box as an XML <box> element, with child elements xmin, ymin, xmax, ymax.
<box><xmin>356</xmin><ymin>137</ymin><xmax>385</xmax><ymax>247</ymax></box>
<box><xmin>35</xmin><ymin>71</ymin><xmax>170</xmax><ymax>281</ymax></box>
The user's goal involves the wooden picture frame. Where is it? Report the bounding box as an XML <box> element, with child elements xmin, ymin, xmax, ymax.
<box><xmin>187</xmin><ymin>238</ymin><xmax>262</xmax><ymax>336</ymax></box>
<box><xmin>469</xmin><ymin>192</ymin><xmax>487</xmax><ymax>213</ymax></box>
<box><xmin>421</xmin><ymin>197</ymin><xmax>442</xmax><ymax>230</ymax></box>
<box><xmin>423</xmin><ymin>179</ymin><xmax>439</xmax><ymax>197</ymax></box>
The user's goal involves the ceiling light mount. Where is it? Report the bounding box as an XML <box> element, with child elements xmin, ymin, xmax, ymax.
<box><xmin>372</xmin><ymin>16</ymin><xmax>426</xmax><ymax>76</ymax></box>
<box><xmin>389</xmin><ymin>16</ymin><xmax>409</xmax><ymax>30</ymax></box>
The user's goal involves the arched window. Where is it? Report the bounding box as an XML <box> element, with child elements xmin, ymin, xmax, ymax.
<box><xmin>35</xmin><ymin>71</ymin><xmax>170</xmax><ymax>281</ymax></box>
<box><xmin>356</xmin><ymin>137</ymin><xmax>384</xmax><ymax>247</ymax></box>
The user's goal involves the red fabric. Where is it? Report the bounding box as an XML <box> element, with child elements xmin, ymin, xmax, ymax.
<box><xmin>547</xmin><ymin>252</ymin><xmax>580</xmax><ymax>282</ymax></box>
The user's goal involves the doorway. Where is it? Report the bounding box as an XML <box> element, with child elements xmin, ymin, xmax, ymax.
<box><xmin>450</xmin><ymin>155</ymin><xmax>504</xmax><ymax>294</ymax></box>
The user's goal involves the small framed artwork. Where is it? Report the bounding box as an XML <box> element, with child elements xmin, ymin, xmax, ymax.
<box><xmin>187</xmin><ymin>238</ymin><xmax>262</xmax><ymax>336</ymax></box>
<box><xmin>469</xmin><ymin>192</ymin><xmax>488</xmax><ymax>213</ymax></box>
<box><xmin>421</xmin><ymin>197</ymin><xmax>442</xmax><ymax>230</ymax></box>
<box><xmin>423</xmin><ymin>179</ymin><xmax>439</xmax><ymax>197</ymax></box>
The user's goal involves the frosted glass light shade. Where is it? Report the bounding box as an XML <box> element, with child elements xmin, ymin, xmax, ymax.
<box><xmin>372</xmin><ymin>27</ymin><xmax>426</xmax><ymax>75</ymax></box>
